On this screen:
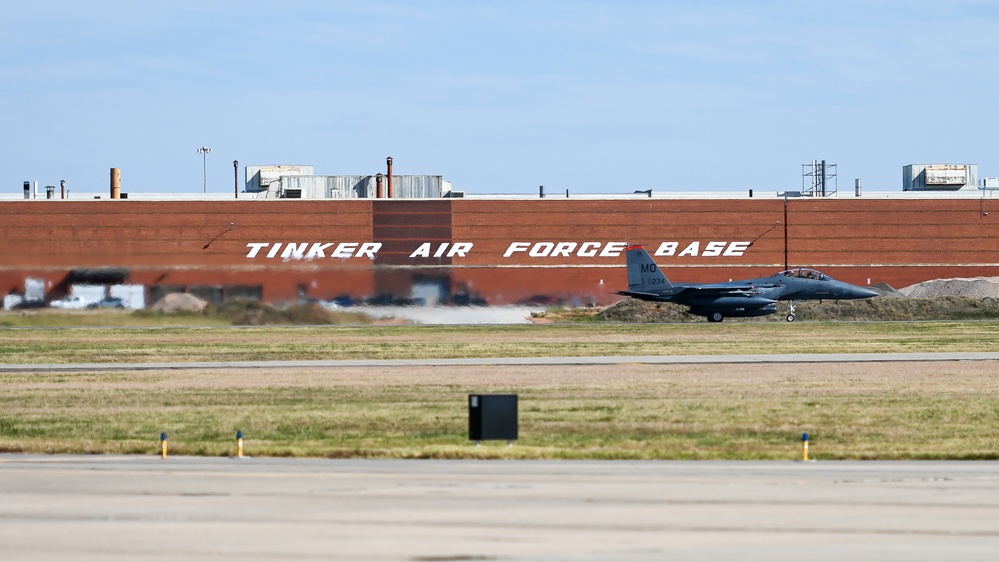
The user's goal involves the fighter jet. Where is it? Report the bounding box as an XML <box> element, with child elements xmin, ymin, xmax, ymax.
<box><xmin>618</xmin><ymin>244</ymin><xmax>878</xmax><ymax>322</ymax></box>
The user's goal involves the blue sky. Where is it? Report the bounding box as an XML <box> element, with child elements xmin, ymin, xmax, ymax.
<box><xmin>3</xmin><ymin>1</ymin><xmax>997</xmax><ymax>195</ymax></box>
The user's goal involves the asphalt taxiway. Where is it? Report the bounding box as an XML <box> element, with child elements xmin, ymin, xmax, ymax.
<box><xmin>1</xmin><ymin>455</ymin><xmax>998</xmax><ymax>561</ymax></box>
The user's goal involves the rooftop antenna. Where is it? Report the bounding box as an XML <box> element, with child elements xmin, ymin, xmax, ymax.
<box><xmin>197</xmin><ymin>146</ymin><xmax>213</xmax><ymax>193</ymax></box>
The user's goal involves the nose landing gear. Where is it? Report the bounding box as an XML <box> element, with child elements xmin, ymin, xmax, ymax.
<box><xmin>785</xmin><ymin>301</ymin><xmax>796</xmax><ymax>322</ymax></box>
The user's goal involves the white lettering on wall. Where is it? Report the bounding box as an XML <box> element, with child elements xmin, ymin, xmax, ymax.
<box><xmin>246</xmin><ymin>242</ymin><xmax>382</xmax><ymax>260</ymax></box>
<box><xmin>246</xmin><ymin>240</ymin><xmax>751</xmax><ymax>260</ymax></box>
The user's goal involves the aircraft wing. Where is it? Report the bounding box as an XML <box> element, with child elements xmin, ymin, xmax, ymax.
<box><xmin>616</xmin><ymin>290</ymin><xmax>673</xmax><ymax>301</ymax></box>
<box><xmin>671</xmin><ymin>284</ymin><xmax>760</xmax><ymax>296</ymax></box>
<box><xmin>618</xmin><ymin>285</ymin><xmax>764</xmax><ymax>301</ymax></box>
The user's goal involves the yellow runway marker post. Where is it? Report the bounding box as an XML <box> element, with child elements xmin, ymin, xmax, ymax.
<box><xmin>160</xmin><ymin>433</ymin><xmax>168</xmax><ymax>459</ymax></box>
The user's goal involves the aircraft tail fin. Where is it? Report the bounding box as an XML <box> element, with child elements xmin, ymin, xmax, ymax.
<box><xmin>625</xmin><ymin>245</ymin><xmax>673</xmax><ymax>291</ymax></box>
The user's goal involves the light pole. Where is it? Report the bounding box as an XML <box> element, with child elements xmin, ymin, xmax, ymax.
<box><xmin>197</xmin><ymin>146</ymin><xmax>212</xmax><ymax>193</ymax></box>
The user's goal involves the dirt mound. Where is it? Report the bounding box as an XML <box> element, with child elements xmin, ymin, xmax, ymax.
<box><xmin>211</xmin><ymin>300</ymin><xmax>375</xmax><ymax>325</ymax></box>
<box><xmin>790</xmin><ymin>296</ymin><xmax>999</xmax><ymax>321</ymax></box>
<box><xmin>597</xmin><ymin>299</ymin><xmax>700</xmax><ymax>323</ymax></box>
<box><xmin>150</xmin><ymin>293</ymin><xmax>208</xmax><ymax>313</ymax></box>
<box><xmin>902</xmin><ymin>277</ymin><xmax>999</xmax><ymax>299</ymax></box>
<box><xmin>597</xmin><ymin>295</ymin><xmax>999</xmax><ymax>323</ymax></box>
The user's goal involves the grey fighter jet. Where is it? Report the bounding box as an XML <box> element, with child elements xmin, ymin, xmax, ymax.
<box><xmin>618</xmin><ymin>244</ymin><xmax>878</xmax><ymax>322</ymax></box>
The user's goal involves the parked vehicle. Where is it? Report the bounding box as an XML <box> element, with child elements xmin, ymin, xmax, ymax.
<box><xmin>49</xmin><ymin>295</ymin><xmax>88</xmax><ymax>309</ymax></box>
<box><xmin>4</xmin><ymin>294</ymin><xmax>45</xmax><ymax>310</ymax></box>
<box><xmin>87</xmin><ymin>297</ymin><xmax>125</xmax><ymax>309</ymax></box>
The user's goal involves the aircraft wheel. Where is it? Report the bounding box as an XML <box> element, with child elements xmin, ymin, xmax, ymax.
<box><xmin>708</xmin><ymin>312</ymin><xmax>724</xmax><ymax>323</ymax></box>
<box><xmin>786</xmin><ymin>314</ymin><xmax>796</xmax><ymax>322</ymax></box>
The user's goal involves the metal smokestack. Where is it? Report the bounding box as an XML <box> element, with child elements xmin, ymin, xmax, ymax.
<box><xmin>60</xmin><ymin>180</ymin><xmax>65</xmax><ymax>199</ymax></box>
<box><xmin>386</xmin><ymin>156</ymin><xmax>393</xmax><ymax>199</ymax></box>
<box><xmin>855</xmin><ymin>178</ymin><xmax>862</xmax><ymax>197</ymax></box>
<box><xmin>110</xmin><ymin>168</ymin><xmax>121</xmax><ymax>199</ymax></box>
<box><xmin>820</xmin><ymin>160</ymin><xmax>827</xmax><ymax>197</ymax></box>
<box><xmin>23</xmin><ymin>181</ymin><xmax>29</xmax><ymax>200</ymax></box>
<box><xmin>376</xmin><ymin>173</ymin><xmax>384</xmax><ymax>198</ymax></box>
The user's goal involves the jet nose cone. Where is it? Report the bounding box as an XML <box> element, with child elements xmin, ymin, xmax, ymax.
<box><xmin>833</xmin><ymin>282</ymin><xmax>879</xmax><ymax>299</ymax></box>
<box><xmin>854</xmin><ymin>286</ymin><xmax>880</xmax><ymax>299</ymax></box>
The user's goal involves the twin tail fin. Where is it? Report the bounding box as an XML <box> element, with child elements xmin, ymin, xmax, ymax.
<box><xmin>625</xmin><ymin>245</ymin><xmax>672</xmax><ymax>292</ymax></box>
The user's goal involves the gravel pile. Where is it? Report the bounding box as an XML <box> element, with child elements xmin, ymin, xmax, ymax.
<box><xmin>901</xmin><ymin>277</ymin><xmax>999</xmax><ymax>299</ymax></box>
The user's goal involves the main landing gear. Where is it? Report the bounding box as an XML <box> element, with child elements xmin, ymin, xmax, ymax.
<box><xmin>708</xmin><ymin>311</ymin><xmax>724</xmax><ymax>323</ymax></box>
<box><xmin>785</xmin><ymin>301</ymin><xmax>796</xmax><ymax>322</ymax></box>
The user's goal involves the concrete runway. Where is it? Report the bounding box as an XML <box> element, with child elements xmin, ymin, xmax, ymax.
<box><xmin>2</xmin><ymin>455</ymin><xmax>998</xmax><ymax>561</ymax></box>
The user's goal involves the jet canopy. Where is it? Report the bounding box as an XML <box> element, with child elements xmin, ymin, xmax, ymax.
<box><xmin>778</xmin><ymin>268</ymin><xmax>831</xmax><ymax>281</ymax></box>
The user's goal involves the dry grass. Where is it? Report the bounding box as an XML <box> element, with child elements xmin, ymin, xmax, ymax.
<box><xmin>2</xmin><ymin>362</ymin><xmax>998</xmax><ymax>459</ymax></box>
<box><xmin>3</xmin><ymin>321</ymin><xmax>999</xmax><ymax>459</ymax></box>
<box><xmin>2</xmin><ymin>322</ymin><xmax>999</xmax><ymax>364</ymax></box>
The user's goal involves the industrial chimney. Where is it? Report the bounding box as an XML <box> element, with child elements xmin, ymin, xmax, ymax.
<box><xmin>386</xmin><ymin>156</ymin><xmax>393</xmax><ymax>199</ymax></box>
<box><xmin>110</xmin><ymin>168</ymin><xmax>121</xmax><ymax>199</ymax></box>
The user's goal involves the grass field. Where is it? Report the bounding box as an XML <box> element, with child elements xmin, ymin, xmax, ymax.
<box><xmin>2</xmin><ymin>321</ymin><xmax>999</xmax><ymax>363</ymax></box>
<box><xmin>2</xmin><ymin>320</ymin><xmax>998</xmax><ymax>459</ymax></box>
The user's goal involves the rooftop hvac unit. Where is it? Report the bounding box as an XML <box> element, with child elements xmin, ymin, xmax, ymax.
<box><xmin>925</xmin><ymin>165</ymin><xmax>967</xmax><ymax>186</ymax></box>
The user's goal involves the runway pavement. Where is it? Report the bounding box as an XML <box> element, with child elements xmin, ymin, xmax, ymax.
<box><xmin>1</xmin><ymin>455</ymin><xmax>998</xmax><ymax>561</ymax></box>
<box><xmin>3</xmin><ymin>351</ymin><xmax>999</xmax><ymax>372</ymax></box>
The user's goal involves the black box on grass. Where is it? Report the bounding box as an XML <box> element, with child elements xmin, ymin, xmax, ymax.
<box><xmin>468</xmin><ymin>394</ymin><xmax>518</xmax><ymax>443</ymax></box>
